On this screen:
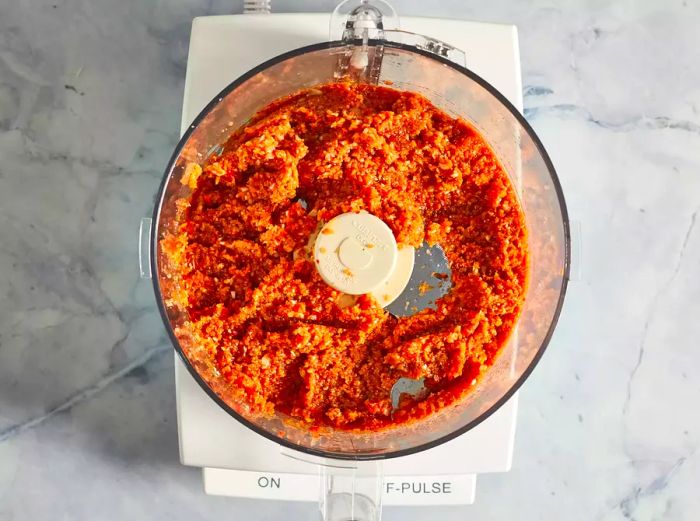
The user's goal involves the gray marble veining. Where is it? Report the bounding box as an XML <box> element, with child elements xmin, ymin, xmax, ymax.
<box><xmin>1</xmin><ymin>0</ymin><xmax>698</xmax><ymax>520</ymax></box>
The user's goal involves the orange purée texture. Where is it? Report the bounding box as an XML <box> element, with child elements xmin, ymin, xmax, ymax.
<box><xmin>165</xmin><ymin>83</ymin><xmax>528</xmax><ymax>431</ymax></box>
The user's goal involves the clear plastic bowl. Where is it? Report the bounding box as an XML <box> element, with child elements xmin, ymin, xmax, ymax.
<box><xmin>151</xmin><ymin>40</ymin><xmax>570</xmax><ymax>460</ymax></box>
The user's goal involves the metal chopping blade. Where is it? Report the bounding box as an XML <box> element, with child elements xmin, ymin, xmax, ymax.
<box><xmin>387</xmin><ymin>242</ymin><xmax>452</xmax><ymax>408</ymax></box>
<box><xmin>385</xmin><ymin>242</ymin><xmax>452</xmax><ymax>318</ymax></box>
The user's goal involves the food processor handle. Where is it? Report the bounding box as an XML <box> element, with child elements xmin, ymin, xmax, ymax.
<box><xmin>319</xmin><ymin>461</ymin><xmax>385</xmax><ymax>521</ymax></box>
<box><xmin>278</xmin><ymin>448</ymin><xmax>384</xmax><ymax>521</ymax></box>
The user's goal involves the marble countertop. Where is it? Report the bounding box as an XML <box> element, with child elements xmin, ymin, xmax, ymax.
<box><xmin>1</xmin><ymin>0</ymin><xmax>698</xmax><ymax>520</ymax></box>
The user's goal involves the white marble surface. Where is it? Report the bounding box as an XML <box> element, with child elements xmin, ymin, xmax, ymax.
<box><xmin>0</xmin><ymin>0</ymin><xmax>698</xmax><ymax>520</ymax></box>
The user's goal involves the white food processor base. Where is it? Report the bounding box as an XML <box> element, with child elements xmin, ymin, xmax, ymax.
<box><xmin>175</xmin><ymin>12</ymin><xmax>524</xmax><ymax>507</ymax></box>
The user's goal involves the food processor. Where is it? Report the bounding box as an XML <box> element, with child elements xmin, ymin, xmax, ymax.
<box><xmin>139</xmin><ymin>1</ymin><xmax>570</xmax><ymax>519</ymax></box>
